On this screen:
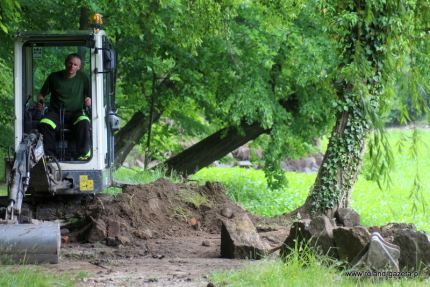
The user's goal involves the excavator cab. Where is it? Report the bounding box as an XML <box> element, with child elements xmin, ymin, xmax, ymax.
<box><xmin>0</xmin><ymin>26</ymin><xmax>119</xmax><ymax>264</ymax></box>
<box><xmin>12</xmin><ymin>29</ymin><xmax>119</xmax><ymax>195</ymax></box>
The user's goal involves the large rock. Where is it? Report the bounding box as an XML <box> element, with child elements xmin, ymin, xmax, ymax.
<box><xmin>281</xmin><ymin>216</ymin><xmax>337</xmax><ymax>258</ymax></box>
<box><xmin>335</xmin><ymin>208</ymin><xmax>360</xmax><ymax>227</ymax></box>
<box><xmin>87</xmin><ymin>217</ymin><xmax>107</xmax><ymax>243</ymax></box>
<box><xmin>333</xmin><ymin>226</ymin><xmax>370</xmax><ymax>262</ymax></box>
<box><xmin>281</xmin><ymin>156</ymin><xmax>320</xmax><ymax>173</ymax></box>
<box><xmin>380</xmin><ymin>223</ymin><xmax>416</xmax><ymax>242</ymax></box>
<box><xmin>280</xmin><ymin>219</ymin><xmax>311</xmax><ymax>258</ymax></box>
<box><xmin>380</xmin><ymin>223</ymin><xmax>430</xmax><ymax>270</ymax></box>
<box><xmin>221</xmin><ymin>213</ymin><xmax>268</xmax><ymax>259</ymax></box>
<box><xmin>352</xmin><ymin>232</ymin><xmax>400</xmax><ymax>272</ymax></box>
<box><xmin>232</xmin><ymin>146</ymin><xmax>250</xmax><ymax>161</ymax></box>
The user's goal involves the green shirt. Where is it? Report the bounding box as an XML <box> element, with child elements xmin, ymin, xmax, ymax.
<box><xmin>40</xmin><ymin>70</ymin><xmax>89</xmax><ymax>112</ymax></box>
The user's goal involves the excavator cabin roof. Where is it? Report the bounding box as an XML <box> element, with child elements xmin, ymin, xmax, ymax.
<box><xmin>16</xmin><ymin>31</ymin><xmax>98</xmax><ymax>47</ymax></box>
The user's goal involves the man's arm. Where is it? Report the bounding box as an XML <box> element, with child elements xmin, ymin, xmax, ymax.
<box><xmin>37</xmin><ymin>74</ymin><xmax>51</xmax><ymax>111</ymax></box>
<box><xmin>83</xmin><ymin>73</ymin><xmax>91</xmax><ymax>107</ymax></box>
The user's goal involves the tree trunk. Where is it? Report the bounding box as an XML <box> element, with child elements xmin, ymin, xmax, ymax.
<box><xmin>79</xmin><ymin>6</ymin><xmax>90</xmax><ymax>30</ymax></box>
<box><xmin>301</xmin><ymin>107</ymin><xmax>366</xmax><ymax>218</ymax></box>
<box><xmin>163</xmin><ymin>96</ymin><xmax>298</xmax><ymax>176</ymax></box>
<box><xmin>114</xmin><ymin>110</ymin><xmax>161</xmax><ymax>166</ymax></box>
<box><xmin>164</xmin><ymin>122</ymin><xmax>269</xmax><ymax>176</ymax></box>
<box><xmin>287</xmin><ymin>1</ymin><xmax>393</xmax><ymax>219</ymax></box>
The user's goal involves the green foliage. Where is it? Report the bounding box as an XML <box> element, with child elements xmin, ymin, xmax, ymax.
<box><xmin>102</xmin><ymin>0</ymin><xmax>337</xmax><ymax>173</ymax></box>
<box><xmin>0</xmin><ymin>0</ymin><xmax>428</xmax><ymax>218</ymax></box>
<box><xmin>0</xmin><ymin>57</ymin><xmax>14</xmax><ymax>153</ymax></box>
<box><xmin>0</xmin><ymin>0</ymin><xmax>20</xmax><ymax>34</ymax></box>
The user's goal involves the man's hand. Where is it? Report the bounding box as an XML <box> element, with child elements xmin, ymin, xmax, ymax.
<box><xmin>84</xmin><ymin>97</ymin><xmax>91</xmax><ymax>107</ymax></box>
<box><xmin>36</xmin><ymin>94</ymin><xmax>45</xmax><ymax>111</ymax></box>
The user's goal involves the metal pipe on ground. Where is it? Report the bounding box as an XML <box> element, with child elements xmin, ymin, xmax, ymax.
<box><xmin>0</xmin><ymin>222</ymin><xmax>61</xmax><ymax>264</ymax></box>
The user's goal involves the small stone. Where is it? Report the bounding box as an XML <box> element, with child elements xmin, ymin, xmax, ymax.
<box><xmin>105</xmin><ymin>237</ymin><xmax>120</xmax><ymax>247</ymax></box>
<box><xmin>207</xmin><ymin>283</ymin><xmax>215</xmax><ymax>287</ymax></box>
<box><xmin>106</xmin><ymin>219</ymin><xmax>121</xmax><ymax>238</ymax></box>
<box><xmin>61</xmin><ymin>235</ymin><xmax>70</xmax><ymax>244</ymax></box>
<box><xmin>202</xmin><ymin>240</ymin><xmax>210</xmax><ymax>247</ymax></box>
<box><xmin>189</xmin><ymin>217</ymin><xmax>200</xmax><ymax>230</ymax></box>
<box><xmin>133</xmin><ymin>229</ymin><xmax>153</xmax><ymax>239</ymax></box>
<box><xmin>152</xmin><ymin>254</ymin><xmax>165</xmax><ymax>259</ymax></box>
<box><xmin>117</xmin><ymin>235</ymin><xmax>130</xmax><ymax>245</ymax></box>
<box><xmin>221</xmin><ymin>207</ymin><xmax>234</xmax><ymax>219</ymax></box>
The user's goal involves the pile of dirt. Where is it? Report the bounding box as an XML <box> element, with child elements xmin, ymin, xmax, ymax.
<box><xmin>73</xmin><ymin>179</ymin><xmax>250</xmax><ymax>245</ymax></box>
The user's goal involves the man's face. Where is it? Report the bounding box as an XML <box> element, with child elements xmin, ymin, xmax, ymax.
<box><xmin>65</xmin><ymin>57</ymin><xmax>81</xmax><ymax>77</ymax></box>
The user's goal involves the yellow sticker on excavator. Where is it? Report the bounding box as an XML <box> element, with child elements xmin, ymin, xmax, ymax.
<box><xmin>79</xmin><ymin>175</ymin><xmax>94</xmax><ymax>191</ymax></box>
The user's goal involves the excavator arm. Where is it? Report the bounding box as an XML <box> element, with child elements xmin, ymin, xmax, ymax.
<box><xmin>5</xmin><ymin>132</ymin><xmax>44</xmax><ymax>222</ymax></box>
<box><xmin>0</xmin><ymin>132</ymin><xmax>61</xmax><ymax>264</ymax></box>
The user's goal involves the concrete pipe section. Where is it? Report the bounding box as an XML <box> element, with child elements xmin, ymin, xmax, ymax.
<box><xmin>0</xmin><ymin>222</ymin><xmax>61</xmax><ymax>264</ymax></box>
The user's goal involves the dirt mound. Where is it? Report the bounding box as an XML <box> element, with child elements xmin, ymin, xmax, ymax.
<box><xmin>76</xmin><ymin>179</ymin><xmax>248</xmax><ymax>245</ymax></box>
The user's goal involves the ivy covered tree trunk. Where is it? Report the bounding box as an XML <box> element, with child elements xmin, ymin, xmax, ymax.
<box><xmin>296</xmin><ymin>0</ymin><xmax>402</xmax><ymax>217</ymax></box>
<box><xmin>303</xmin><ymin>98</ymin><xmax>368</xmax><ymax>217</ymax></box>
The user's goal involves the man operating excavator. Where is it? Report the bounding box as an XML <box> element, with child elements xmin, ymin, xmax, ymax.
<box><xmin>37</xmin><ymin>53</ymin><xmax>91</xmax><ymax>160</ymax></box>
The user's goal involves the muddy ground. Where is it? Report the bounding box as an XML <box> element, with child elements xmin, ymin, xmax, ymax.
<box><xmin>35</xmin><ymin>179</ymin><xmax>289</xmax><ymax>286</ymax></box>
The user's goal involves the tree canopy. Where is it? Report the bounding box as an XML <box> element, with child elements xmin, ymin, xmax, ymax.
<box><xmin>0</xmin><ymin>0</ymin><xmax>429</xmax><ymax>213</ymax></box>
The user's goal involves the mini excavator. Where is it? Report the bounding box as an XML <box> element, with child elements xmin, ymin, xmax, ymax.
<box><xmin>0</xmin><ymin>17</ymin><xmax>119</xmax><ymax>264</ymax></box>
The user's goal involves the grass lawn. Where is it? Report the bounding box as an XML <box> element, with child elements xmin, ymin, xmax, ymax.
<box><xmin>0</xmin><ymin>267</ymin><xmax>84</xmax><ymax>287</ymax></box>
<box><xmin>211</xmin><ymin>257</ymin><xmax>430</xmax><ymax>287</ymax></box>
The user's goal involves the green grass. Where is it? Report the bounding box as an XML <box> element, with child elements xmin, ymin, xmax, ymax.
<box><xmin>193</xmin><ymin>128</ymin><xmax>430</xmax><ymax>233</ymax></box>
<box><xmin>0</xmin><ymin>267</ymin><xmax>82</xmax><ymax>287</ymax></box>
<box><xmin>103</xmin><ymin>166</ymin><xmax>184</xmax><ymax>195</ymax></box>
<box><xmin>353</xmin><ymin>129</ymin><xmax>430</xmax><ymax>232</ymax></box>
<box><xmin>113</xmin><ymin>166</ymin><xmax>182</xmax><ymax>185</ymax></box>
<box><xmin>211</xmin><ymin>258</ymin><xmax>429</xmax><ymax>287</ymax></box>
<box><xmin>192</xmin><ymin>167</ymin><xmax>315</xmax><ymax>217</ymax></box>
<box><xmin>211</xmin><ymin>235</ymin><xmax>430</xmax><ymax>287</ymax></box>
